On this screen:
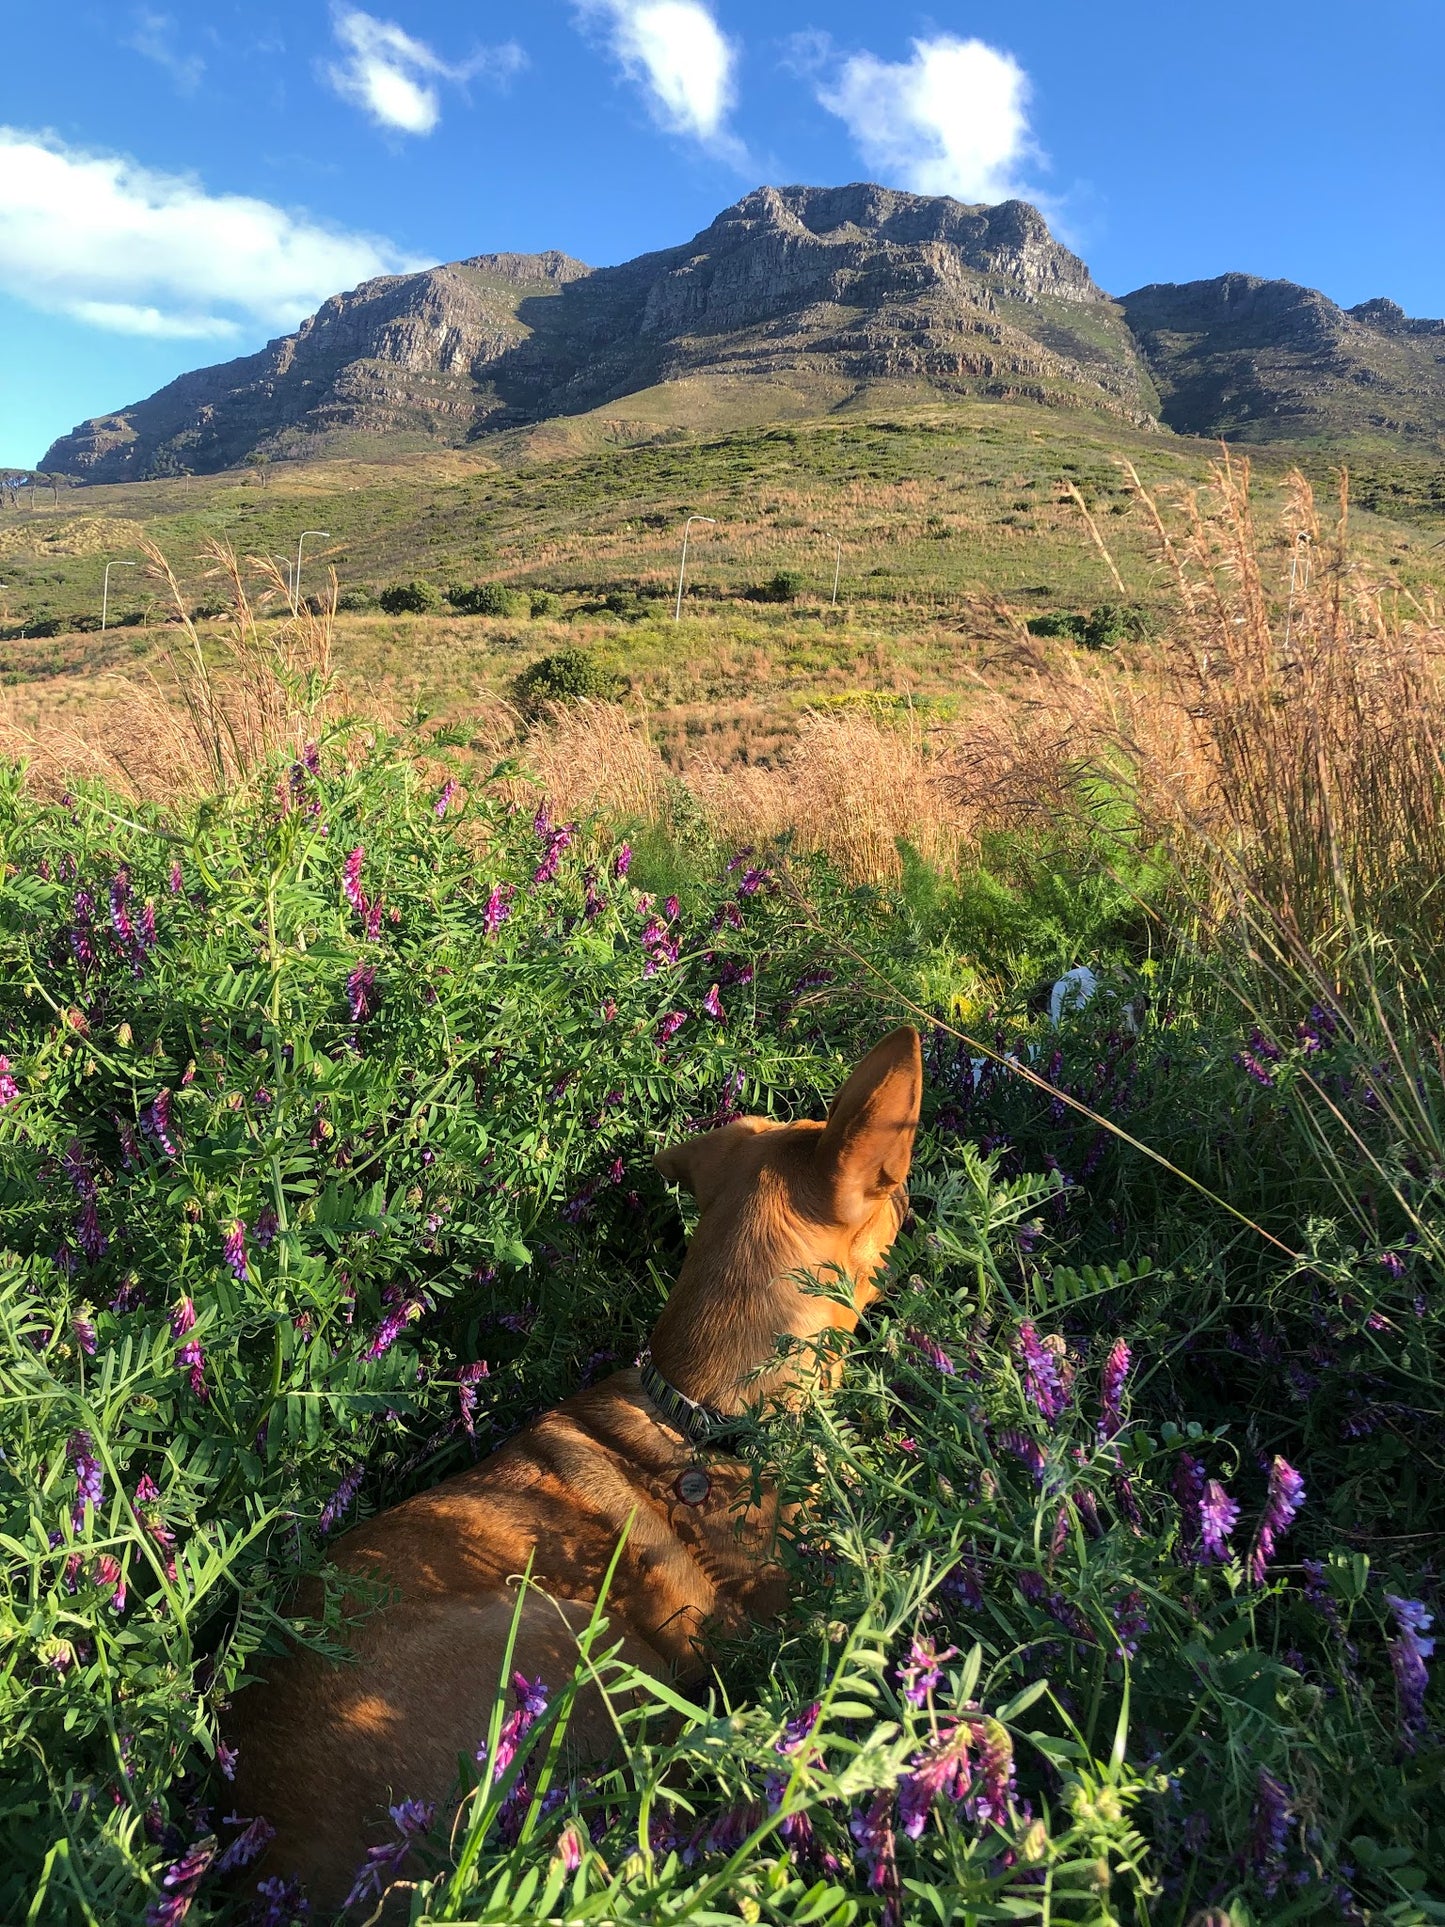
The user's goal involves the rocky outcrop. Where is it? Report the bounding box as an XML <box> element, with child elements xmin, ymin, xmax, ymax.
<box><xmin>1122</xmin><ymin>274</ymin><xmax>1445</xmax><ymax>446</ymax></box>
<box><xmin>42</xmin><ymin>186</ymin><xmax>1155</xmax><ymax>481</ymax></box>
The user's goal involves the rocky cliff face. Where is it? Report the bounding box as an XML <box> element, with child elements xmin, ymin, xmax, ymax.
<box><xmin>42</xmin><ymin>185</ymin><xmax>1155</xmax><ymax>481</ymax></box>
<box><xmin>1122</xmin><ymin>273</ymin><xmax>1445</xmax><ymax>446</ymax></box>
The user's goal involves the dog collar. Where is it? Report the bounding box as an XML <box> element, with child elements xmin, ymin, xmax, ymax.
<box><xmin>638</xmin><ymin>1349</ymin><xmax>739</xmax><ymax>1448</ymax></box>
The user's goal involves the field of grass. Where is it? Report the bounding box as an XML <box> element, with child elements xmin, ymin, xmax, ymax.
<box><xmin>3</xmin><ymin>424</ymin><xmax>1445</xmax><ymax>1925</ymax></box>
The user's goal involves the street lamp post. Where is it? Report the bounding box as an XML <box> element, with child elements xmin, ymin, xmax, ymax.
<box><xmin>101</xmin><ymin>560</ymin><xmax>137</xmax><ymax>634</ymax></box>
<box><xmin>293</xmin><ymin>531</ymin><xmax>331</xmax><ymax>616</ymax></box>
<box><xmin>831</xmin><ymin>538</ymin><xmax>843</xmax><ymax>607</ymax></box>
<box><xmin>675</xmin><ymin>516</ymin><xmax>716</xmax><ymax>623</ymax></box>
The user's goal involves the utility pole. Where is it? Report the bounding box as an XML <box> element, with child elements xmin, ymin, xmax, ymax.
<box><xmin>675</xmin><ymin>516</ymin><xmax>716</xmax><ymax>623</ymax></box>
<box><xmin>831</xmin><ymin>538</ymin><xmax>843</xmax><ymax>607</ymax></box>
<box><xmin>101</xmin><ymin>559</ymin><xmax>137</xmax><ymax>633</ymax></box>
<box><xmin>293</xmin><ymin>531</ymin><xmax>331</xmax><ymax>616</ymax></box>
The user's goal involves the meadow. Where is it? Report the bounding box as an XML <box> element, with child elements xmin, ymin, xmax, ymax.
<box><xmin>2</xmin><ymin>430</ymin><xmax>1445</xmax><ymax>1926</ymax></box>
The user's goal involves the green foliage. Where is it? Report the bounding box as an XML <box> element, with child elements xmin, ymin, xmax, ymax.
<box><xmin>335</xmin><ymin>589</ymin><xmax>375</xmax><ymax>613</ymax></box>
<box><xmin>1027</xmin><ymin>604</ymin><xmax>1152</xmax><ymax>649</ymax></box>
<box><xmin>513</xmin><ymin>648</ymin><xmax>622</xmax><ymax>711</ymax></box>
<box><xmin>746</xmin><ymin>571</ymin><xmax>805</xmax><ymax>604</ymax></box>
<box><xmin>449</xmin><ymin>583</ymin><xmax>530</xmax><ymax>618</ymax></box>
<box><xmin>379</xmin><ymin>580</ymin><xmax>442</xmax><ymax>616</ymax></box>
<box><xmin>0</xmin><ymin>748</ymin><xmax>1442</xmax><ymax>1924</ymax></box>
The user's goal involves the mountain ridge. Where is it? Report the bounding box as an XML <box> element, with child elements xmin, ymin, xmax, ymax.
<box><xmin>38</xmin><ymin>183</ymin><xmax>1445</xmax><ymax>480</ymax></box>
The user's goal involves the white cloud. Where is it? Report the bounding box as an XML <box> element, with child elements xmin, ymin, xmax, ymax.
<box><xmin>325</xmin><ymin>8</ymin><xmax>525</xmax><ymax>137</ymax></box>
<box><xmin>818</xmin><ymin>35</ymin><xmax>1040</xmax><ymax>206</ymax></box>
<box><xmin>125</xmin><ymin>9</ymin><xmax>206</xmax><ymax>94</ymax></box>
<box><xmin>0</xmin><ymin>128</ymin><xmax>423</xmax><ymax>342</ymax></box>
<box><xmin>582</xmin><ymin>2</ymin><xmax>739</xmax><ymax>149</ymax></box>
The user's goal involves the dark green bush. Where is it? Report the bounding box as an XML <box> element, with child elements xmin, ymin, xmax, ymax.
<box><xmin>379</xmin><ymin>580</ymin><xmax>442</xmax><ymax>616</ymax></box>
<box><xmin>1027</xmin><ymin>604</ymin><xmax>1152</xmax><ymax>649</ymax></box>
<box><xmin>745</xmin><ymin>571</ymin><xmax>804</xmax><ymax>604</ymax></box>
<box><xmin>336</xmin><ymin>589</ymin><xmax>374</xmax><ymax>613</ymax></box>
<box><xmin>513</xmin><ymin>647</ymin><xmax>622</xmax><ymax>710</ymax></box>
<box><xmin>528</xmin><ymin>590</ymin><xmax>563</xmax><ymax>619</ymax></box>
<box><xmin>21</xmin><ymin>616</ymin><xmax>63</xmax><ymax>638</ymax></box>
<box><xmin>447</xmin><ymin>582</ymin><xmax>528</xmax><ymax>618</ymax></box>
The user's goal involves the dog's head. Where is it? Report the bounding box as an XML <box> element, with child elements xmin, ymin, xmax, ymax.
<box><xmin>649</xmin><ymin>1027</ymin><xmax>923</xmax><ymax>1408</ymax></box>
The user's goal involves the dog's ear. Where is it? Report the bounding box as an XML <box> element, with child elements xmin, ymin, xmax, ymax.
<box><xmin>655</xmin><ymin>1126</ymin><xmax>739</xmax><ymax>1206</ymax></box>
<box><xmin>814</xmin><ymin>1027</ymin><xmax>922</xmax><ymax>1225</ymax></box>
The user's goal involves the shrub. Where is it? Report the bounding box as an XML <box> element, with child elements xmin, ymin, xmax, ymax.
<box><xmin>21</xmin><ymin>616</ymin><xmax>63</xmax><ymax>638</ymax></box>
<box><xmin>528</xmin><ymin>590</ymin><xmax>563</xmax><ymax>619</ymax></box>
<box><xmin>513</xmin><ymin>647</ymin><xmax>622</xmax><ymax>710</ymax></box>
<box><xmin>447</xmin><ymin>582</ymin><xmax>528</xmax><ymax>618</ymax></box>
<box><xmin>746</xmin><ymin>570</ymin><xmax>804</xmax><ymax>604</ymax></box>
<box><xmin>1026</xmin><ymin>605</ymin><xmax>1151</xmax><ymax>648</ymax></box>
<box><xmin>336</xmin><ymin>588</ymin><xmax>375</xmax><ymax>613</ymax></box>
<box><xmin>379</xmin><ymin>580</ymin><xmax>441</xmax><ymax>616</ymax></box>
<box><xmin>189</xmin><ymin>601</ymin><xmax>229</xmax><ymax>623</ymax></box>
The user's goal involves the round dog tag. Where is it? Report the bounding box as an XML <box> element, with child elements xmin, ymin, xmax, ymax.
<box><xmin>674</xmin><ymin>1468</ymin><xmax>711</xmax><ymax>1507</ymax></box>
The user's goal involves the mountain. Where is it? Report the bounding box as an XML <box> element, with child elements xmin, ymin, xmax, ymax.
<box><xmin>40</xmin><ymin>185</ymin><xmax>1445</xmax><ymax>482</ymax></box>
<box><xmin>1121</xmin><ymin>275</ymin><xmax>1445</xmax><ymax>447</ymax></box>
<box><xmin>41</xmin><ymin>184</ymin><xmax>1158</xmax><ymax>481</ymax></box>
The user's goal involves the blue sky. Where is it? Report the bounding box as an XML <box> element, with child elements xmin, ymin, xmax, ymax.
<box><xmin>3</xmin><ymin>1</ymin><xmax>1442</xmax><ymax>467</ymax></box>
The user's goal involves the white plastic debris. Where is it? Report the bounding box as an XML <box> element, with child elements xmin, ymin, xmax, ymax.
<box><xmin>1049</xmin><ymin>966</ymin><xmax>1100</xmax><ymax>1030</ymax></box>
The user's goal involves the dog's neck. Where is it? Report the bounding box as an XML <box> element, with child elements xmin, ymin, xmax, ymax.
<box><xmin>645</xmin><ymin>1186</ymin><xmax>848</xmax><ymax>1417</ymax></box>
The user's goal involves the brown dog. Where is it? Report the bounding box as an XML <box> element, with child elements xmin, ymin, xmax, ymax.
<box><xmin>230</xmin><ymin>1026</ymin><xmax>923</xmax><ymax>1909</ymax></box>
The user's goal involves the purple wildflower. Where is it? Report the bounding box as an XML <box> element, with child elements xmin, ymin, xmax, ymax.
<box><xmin>434</xmin><ymin>779</ymin><xmax>460</xmax><ymax>820</ymax></box>
<box><xmin>138</xmin><ymin>902</ymin><xmax>157</xmax><ymax>950</ymax></box>
<box><xmin>1248</xmin><ymin>1457</ymin><xmax>1305</xmax><ymax>1584</ymax></box>
<box><xmin>849</xmin><ymin>1790</ymin><xmax>900</xmax><ymax>1914</ymax></box>
<box><xmin>1248</xmin><ymin>1026</ymin><xmax>1282</xmax><ymax>1062</ymax></box>
<box><xmin>177</xmin><ymin>1339</ymin><xmax>208</xmax><ymax>1401</ymax></box>
<box><xmin>905</xmin><ymin>1327</ymin><xmax>955</xmax><ymax>1375</ymax></box>
<box><xmin>215</xmin><ymin>1814</ymin><xmax>275</xmax><ymax>1875</ymax></box>
<box><xmin>483</xmin><ymin>884</ymin><xmax>514</xmax><ymax>938</ymax></box>
<box><xmin>555</xmin><ymin>1823</ymin><xmax>584</xmax><ymax>1872</ymax></box>
<box><xmin>898</xmin><ymin>1724</ymin><xmax>972</xmax><ymax>1839</ymax></box>
<box><xmin>457</xmin><ymin>1359</ymin><xmax>490</xmax><ymax>1441</ymax></box>
<box><xmin>319</xmin><ymin>1464</ymin><xmax>364</xmax><ymax>1536</ymax></box>
<box><xmin>1379</xmin><ymin>1250</ymin><xmax>1406</xmax><ymax>1280</ymax></box>
<box><xmin>145</xmin><ymin>1837</ymin><xmax>216</xmax><ymax>1927</ymax></box>
<box><xmin>72</xmin><ymin>1310</ymin><xmax>98</xmax><ymax>1354</ymax></box>
<box><xmin>701</xmin><ymin>983</ymin><xmax>725</xmax><ymax>1021</ymax></box>
<box><xmin>222</xmin><ymin>1221</ymin><xmax>248</xmax><ymax>1283</ymax></box>
<box><xmin>1385</xmin><ymin>1593</ymin><xmax>1435</xmax><ymax>1744</ymax></box>
<box><xmin>1249</xmin><ymin>1768</ymin><xmax>1292</xmax><ymax>1895</ymax></box>
<box><xmin>68</xmin><ymin>1430</ymin><xmax>104</xmax><ymax>1528</ymax></box>
<box><xmin>1015</xmin><ymin>1322</ymin><xmax>1068</xmax><ymax>1422</ymax></box>
<box><xmin>342</xmin><ymin>846</ymin><xmax>366</xmax><ymax>916</ymax></box>
<box><xmin>971</xmin><ymin>1717</ymin><xmax>1016</xmax><ymax>1825</ymax></box>
<box><xmin>1173</xmin><ymin>1452</ymin><xmax>1205</xmax><ymax>1557</ymax></box>
<box><xmin>169</xmin><ymin>861</ymin><xmax>184</xmax><ymax>895</ymax></box>
<box><xmin>93</xmin><ymin>1553</ymin><xmax>126</xmax><ymax>1614</ymax></box>
<box><xmin>71</xmin><ymin>887</ymin><xmax>97</xmax><ymax>972</ymax></box>
<box><xmin>897</xmin><ymin>1635</ymin><xmax>959</xmax><ymax>1707</ymax></box>
<box><xmin>656</xmin><ymin>1010</ymin><xmax>688</xmax><ymax>1046</ymax></box>
<box><xmin>1099</xmin><ymin>1338</ymin><xmax>1131</xmax><ymax>1440</ymax></box>
<box><xmin>346</xmin><ymin>963</ymin><xmax>378</xmax><ymax>1023</ymax></box>
<box><xmin>612</xmin><ymin>843</ymin><xmax>632</xmax><ymax>881</ymax></box>
<box><xmin>77</xmin><ymin>1199</ymin><xmax>108</xmax><ymax>1264</ymax></box>
<box><xmin>141</xmin><ymin>1089</ymin><xmax>179</xmax><ymax>1157</ymax></box>
<box><xmin>738</xmin><ymin>866</ymin><xmax>771</xmax><ymax>896</ymax></box>
<box><xmin>344</xmin><ymin>1799</ymin><xmax>434</xmax><ymax>1912</ymax></box>
<box><xmin>217</xmin><ymin>1741</ymin><xmax>238</xmax><ymax>1780</ymax></box>
<box><xmin>252</xmin><ymin>1877</ymin><xmax>309</xmax><ymax>1926</ymax></box>
<box><xmin>1111</xmin><ymin>1590</ymin><xmax>1150</xmax><ymax>1658</ymax></box>
<box><xmin>109</xmin><ymin>870</ymin><xmax>135</xmax><ymax>949</ymax></box>
<box><xmin>254</xmin><ymin>1207</ymin><xmax>279</xmax><ymax>1250</ymax></box>
<box><xmin>362</xmin><ymin>1290</ymin><xmax>426</xmax><ymax>1361</ymax></box>
<box><xmin>476</xmin><ymin>1671</ymin><xmax>550</xmax><ymax>1783</ymax></box>
<box><xmin>997</xmin><ymin>1428</ymin><xmax>1048</xmax><ymax>1484</ymax></box>
<box><xmin>0</xmin><ymin>1056</ymin><xmax>16</xmax><ymax>1108</ymax></box>
<box><xmin>533</xmin><ymin>824</ymin><xmax>574</xmax><ymax>886</ymax></box>
<box><xmin>664</xmin><ymin>894</ymin><xmax>681</xmax><ymax>921</ymax></box>
<box><xmin>1235</xmin><ymin>1049</ymin><xmax>1276</xmax><ymax>1088</ymax></box>
<box><xmin>1199</xmin><ymin>1479</ymin><xmax>1241</xmax><ymax>1562</ymax></box>
<box><xmin>583</xmin><ymin>868</ymin><xmax>606</xmax><ymax>919</ymax></box>
<box><xmin>170</xmin><ymin>1296</ymin><xmax>197</xmax><ymax>1339</ymax></box>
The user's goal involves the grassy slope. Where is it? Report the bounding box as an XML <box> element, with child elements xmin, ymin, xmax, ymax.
<box><xmin>3</xmin><ymin>397</ymin><xmax>1442</xmax><ymax>771</ymax></box>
